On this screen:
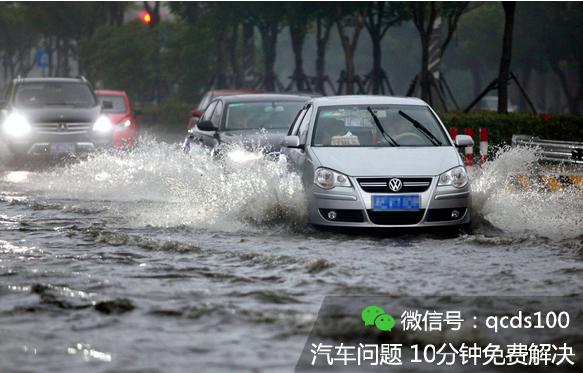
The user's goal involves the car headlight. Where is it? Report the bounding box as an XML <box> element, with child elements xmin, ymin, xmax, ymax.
<box><xmin>438</xmin><ymin>166</ymin><xmax>468</xmax><ymax>188</ymax></box>
<box><xmin>93</xmin><ymin>116</ymin><xmax>113</xmax><ymax>132</ymax></box>
<box><xmin>2</xmin><ymin>113</ymin><xmax>31</xmax><ymax>137</ymax></box>
<box><xmin>314</xmin><ymin>168</ymin><xmax>352</xmax><ymax>189</ymax></box>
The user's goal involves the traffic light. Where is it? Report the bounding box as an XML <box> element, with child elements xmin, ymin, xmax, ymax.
<box><xmin>141</xmin><ymin>12</ymin><xmax>152</xmax><ymax>25</ymax></box>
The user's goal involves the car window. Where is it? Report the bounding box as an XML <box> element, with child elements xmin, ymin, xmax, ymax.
<box><xmin>97</xmin><ymin>95</ymin><xmax>127</xmax><ymax>113</ymax></box>
<box><xmin>201</xmin><ymin>101</ymin><xmax>217</xmax><ymax>122</ymax></box>
<box><xmin>14</xmin><ymin>82</ymin><xmax>96</xmax><ymax>108</ymax></box>
<box><xmin>311</xmin><ymin>105</ymin><xmax>449</xmax><ymax>147</ymax></box>
<box><xmin>297</xmin><ymin>106</ymin><xmax>313</xmax><ymax>143</ymax></box>
<box><xmin>211</xmin><ymin>101</ymin><xmax>223</xmax><ymax>127</ymax></box>
<box><xmin>288</xmin><ymin>107</ymin><xmax>307</xmax><ymax>136</ymax></box>
<box><xmin>223</xmin><ymin>100</ymin><xmax>304</xmax><ymax>131</ymax></box>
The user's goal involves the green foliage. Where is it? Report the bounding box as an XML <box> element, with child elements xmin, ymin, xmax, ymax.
<box><xmin>140</xmin><ymin>98</ymin><xmax>191</xmax><ymax>131</ymax></box>
<box><xmin>79</xmin><ymin>21</ymin><xmax>157</xmax><ymax>102</ymax></box>
<box><xmin>445</xmin><ymin>3</ymin><xmax>503</xmax><ymax>73</ymax></box>
<box><xmin>161</xmin><ymin>20</ymin><xmax>214</xmax><ymax>102</ymax></box>
<box><xmin>0</xmin><ymin>3</ymin><xmax>39</xmax><ymax>77</ymax></box>
<box><xmin>440</xmin><ymin>112</ymin><xmax>583</xmax><ymax>145</ymax></box>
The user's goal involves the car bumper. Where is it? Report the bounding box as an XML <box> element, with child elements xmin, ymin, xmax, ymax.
<box><xmin>6</xmin><ymin>131</ymin><xmax>114</xmax><ymax>156</ymax></box>
<box><xmin>307</xmin><ymin>176</ymin><xmax>471</xmax><ymax>228</ymax></box>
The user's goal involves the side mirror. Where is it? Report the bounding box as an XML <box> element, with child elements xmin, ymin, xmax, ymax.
<box><xmin>101</xmin><ymin>100</ymin><xmax>113</xmax><ymax>110</ymax></box>
<box><xmin>197</xmin><ymin>120</ymin><xmax>218</xmax><ymax>132</ymax></box>
<box><xmin>455</xmin><ymin>134</ymin><xmax>474</xmax><ymax>147</ymax></box>
<box><xmin>191</xmin><ymin>109</ymin><xmax>203</xmax><ymax>118</ymax></box>
<box><xmin>283</xmin><ymin>135</ymin><xmax>303</xmax><ymax>149</ymax></box>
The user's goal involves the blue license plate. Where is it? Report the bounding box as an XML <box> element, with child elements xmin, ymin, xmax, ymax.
<box><xmin>50</xmin><ymin>143</ymin><xmax>76</xmax><ymax>154</ymax></box>
<box><xmin>372</xmin><ymin>195</ymin><xmax>420</xmax><ymax>211</ymax></box>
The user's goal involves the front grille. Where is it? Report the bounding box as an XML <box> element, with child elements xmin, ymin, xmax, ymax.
<box><xmin>426</xmin><ymin>208</ymin><xmax>467</xmax><ymax>222</ymax></box>
<box><xmin>319</xmin><ymin>209</ymin><xmax>365</xmax><ymax>223</ymax></box>
<box><xmin>366</xmin><ymin>210</ymin><xmax>426</xmax><ymax>225</ymax></box>
<box><xmin>33</xmin><ymin>122</ymin><xmax>92</xmax><ymax>134</ymax></box>
<box><xmin>357</xmin><ymin>177</ymin><xmax>432</xmax><ymax>193</ymax></box>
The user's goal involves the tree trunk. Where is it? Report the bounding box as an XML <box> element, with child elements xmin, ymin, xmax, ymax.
<box><xmin>289</xmin><ymin>22</ymin><xmax>307</xmax><ymax>91</ymax></box>
<box><xmin>242</xmin><ymin>21</ymin><xmax>255</xmax><ymax>84</ymax></box>
<box><xmin>315</xmin><ymin>17</ymin><xmax>332</xmax><ymax>95</ymax></box>
<box><xmin>228</xmin><ymin>24</ymin><xmax>242</xmax><ymax>88</ymax></box>
<box><xmin>344</xmin><ymin>46</ymin><xmax>355</xmax><ymax>94</ymax></box>
<box><xmin>420</xmin><ymin>36</ymin><xmax>431</xmax><ymax>102</ymax></box>
<box><xmin>497</xmin><ymin>2</ymin><xmax>516</xmax><ymax>113</ymax></box>
<box><xmin>215</xmin><ymin>31</ymin><xmax>226</xmax><ymax>88</ymax></box>
<box><xmin>260</xmin><ymin>24</ymin><xmax>278</xmax><ymax>91</ymax></box>
<box><xmin>371</xmin><ymin>35</ymin><xmax>381</xmax><ymax>94</ymax></box>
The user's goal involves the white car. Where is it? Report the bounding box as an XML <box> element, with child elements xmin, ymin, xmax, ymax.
<box><xmin>282</xmin><ymin>96</ymin><xmax>473</xmax><ymax>229</ymax></box>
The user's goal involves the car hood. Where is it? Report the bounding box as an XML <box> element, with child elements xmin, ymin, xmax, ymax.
<box><xmin>14</xmin><ymin>105</ymin><xmax>102</xmax><ymax>123</ymax></box>
<box><xmin>311</xmin><ymin>147</ymin><xmax>462</xmax><ymax>177</ymax></box>
<box><xmin>220</xmin><ymin>129</ymin><xmax>287</xmax><ymax>152</ymax></box>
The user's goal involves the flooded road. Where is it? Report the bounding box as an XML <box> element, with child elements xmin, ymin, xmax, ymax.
<box><xmin>1</xmin><ymin>137</ymin><xmax>582</xmax><ymax>372</ymax></box>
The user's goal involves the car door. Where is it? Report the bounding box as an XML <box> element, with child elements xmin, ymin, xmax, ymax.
<box><xmin>193</xmin><ymin>100</ymin><xmax>218</xmax><ymax>148</ymax></box>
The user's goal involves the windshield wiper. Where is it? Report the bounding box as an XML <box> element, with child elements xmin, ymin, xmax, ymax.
<box><xmin>367</xmin><ymin>106</ymin><xmax>399</xmax><ymax>147</ymax></box>
<box><xmin>398</xmin><ymin>110</ymin><xmax>442</xmax><ymax>146</ymax></box>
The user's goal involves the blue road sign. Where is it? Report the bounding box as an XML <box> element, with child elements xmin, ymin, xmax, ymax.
<box><xmin>35</xmin><ymin>49</ymin><xmax>49</xmax><ymax>68</ymax></box>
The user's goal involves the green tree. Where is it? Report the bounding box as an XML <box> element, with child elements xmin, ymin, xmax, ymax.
<box><xmin>407</xmin><ymin>2</ymin><xmax>468</xmax><ymax>102</ymax></box>
<box><xmin>497</xmin><ymin>1</ymin><xmax>516</xmax><ymax>113</ymax></box>
<box><xmin>245</xmin><ymin>3</ymin><xmax>286</xmax><ymax>91</ymax></box>
<box><xmin>0</xmin><ymin>3</ymin><xmax>39</xmax><ymax>81</ymax></box>
<box><xmin>79</xmin><ymin>21</ymin><xmax>157</xmax><ymax>102</ymax></box>
<box><xmin>534</xmin><ymin>2</ymin><xmax>583</xmax><ymax>114</ymax></box>
<box><xmin>364</xmin><ymin>2</ymin><xmax>408</xmax><ymax>94</ymax></box>
<box><xmin>334</xmin><ymin>2</ymin><xmax>367</xmax><ymax>94</ymax></box>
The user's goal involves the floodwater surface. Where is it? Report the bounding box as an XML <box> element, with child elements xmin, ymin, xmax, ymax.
<box><xmin>0</xmin><ymin>137</ymin><xmax>581</xmax><ymax>372</ymax></box>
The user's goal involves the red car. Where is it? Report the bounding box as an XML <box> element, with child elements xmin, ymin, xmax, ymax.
<box><xmin>188</xmin><ymin>89</ymin><xmax>264</xmax><ymax>129</ymax></box>
<box><xmin>95</xmin><ymin>90</ymin><xmax>139</xmax><ymax>149</ymax></box>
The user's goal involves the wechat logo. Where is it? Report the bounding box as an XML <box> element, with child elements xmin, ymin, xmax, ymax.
<box><xmin>361</xmin><ymin>305</ymin><xmax>396</xmax><ymax>332</ymax></box>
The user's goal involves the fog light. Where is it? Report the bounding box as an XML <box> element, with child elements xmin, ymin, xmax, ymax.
<box><xmin>451</xmin><ymin>210</ymin><xmax>460</xmax><ymax>219</ymax></box>
<box><xmin>327</xmin><ymin>211</ymin><xmax>337</xmax><ymax>220</ymax></box>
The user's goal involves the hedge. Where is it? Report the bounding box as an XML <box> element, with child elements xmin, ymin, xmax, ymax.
<box><xmin>440</xmin><ymin>111</ymin><xmax>583</xmax><ymax>146</ymax></box>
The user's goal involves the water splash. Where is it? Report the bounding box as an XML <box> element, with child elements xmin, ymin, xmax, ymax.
<box><xmin>3</xmin><ymin>136</ymin><xmax>582</xmax><ymax>239</ymax></box>
<box><xmin>17</xmin><ymin>135</ymin><xmax>307</xmax><ymax>229</ymax></box>
<box><xmin>470</xmin><ymin>145</ymin><xmax>583</xmax><ymax>239</ymax></box>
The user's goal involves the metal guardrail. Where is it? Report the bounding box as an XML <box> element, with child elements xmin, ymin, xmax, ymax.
<box><xmin>512</xmin><ymin>135</ymin><xmax>583</xmax><ymax>165</ymax></box>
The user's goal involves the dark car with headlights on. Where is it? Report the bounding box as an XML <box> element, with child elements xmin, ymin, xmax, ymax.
<box><xmin>0</xmin><ymin>77</ymin><xmax>116</xmax><ymax>158</ymax></box>
<box><xmin>183</xmin><ymin>94</ymin><xmax>310</xmax><ymax>157</ymax></box>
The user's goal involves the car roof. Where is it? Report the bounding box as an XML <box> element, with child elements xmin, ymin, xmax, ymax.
<box><xmin>15</xmin><ymin>77</ymin><xmax>88</xmax><ymax>84</ymax></box>
<box><xmin>95</xmin><ymin>90</ymin><xmax>127</xmax><ymax>96</ymax></box>
<box><xmin>210</xmin><ymin>89</ymin><xmax>264</xmax><ymax>96</ymax></box>
<box><xmin>310</xmin><ymin>95</ymin><xmax>427</xmax><ymax>106</ymax></box>
<box><xmin>219</xmin><ymin>93</ymin><xmax>312</xmax><ymax>103</ymax></box>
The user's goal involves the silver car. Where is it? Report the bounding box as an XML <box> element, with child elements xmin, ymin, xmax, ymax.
<box><xmin>282</xmin><ymin>96</ymin><xmax>474</xmax><ymax>229</ymax></box>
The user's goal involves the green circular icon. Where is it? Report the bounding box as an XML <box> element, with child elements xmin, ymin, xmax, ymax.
<box><xmin>374</xmin><ymin>313</ymin><xmax>396</xmax><ymax>332</ymax></box>
<box><xmin>361</xmin><ymin>305</ymin><xmax>385</xmax><ymax>326</ymax></box>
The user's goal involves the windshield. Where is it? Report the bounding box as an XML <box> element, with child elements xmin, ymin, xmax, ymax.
<box><xmin>311</xmin><ymin>105</ymin><xmax>449</xmax><ymax>147</ymax></box>
<box><xmin>97</xmin><ymin>95</ymin><xmax>127</xmax><ymax>113</ymax></box>
<box><xmin>224</xmin><ymin>101</ymin><xmax>304</xmax><ymax>131</ymax></box>
<box><xmin>14</xmin><ymin>82</ymin><xmax>96</xmax><ymax>108</ymax></box>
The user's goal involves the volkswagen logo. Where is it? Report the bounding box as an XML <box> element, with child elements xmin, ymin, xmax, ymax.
<box><xmin>57</xmin><ymin>122</ymin><xmax>68</xmax><ymax>132</ymax></box>
<box><xmin>388</xmin><ymin>178</ymin><xmax>402</xmax><ymax>192</ymax></box>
